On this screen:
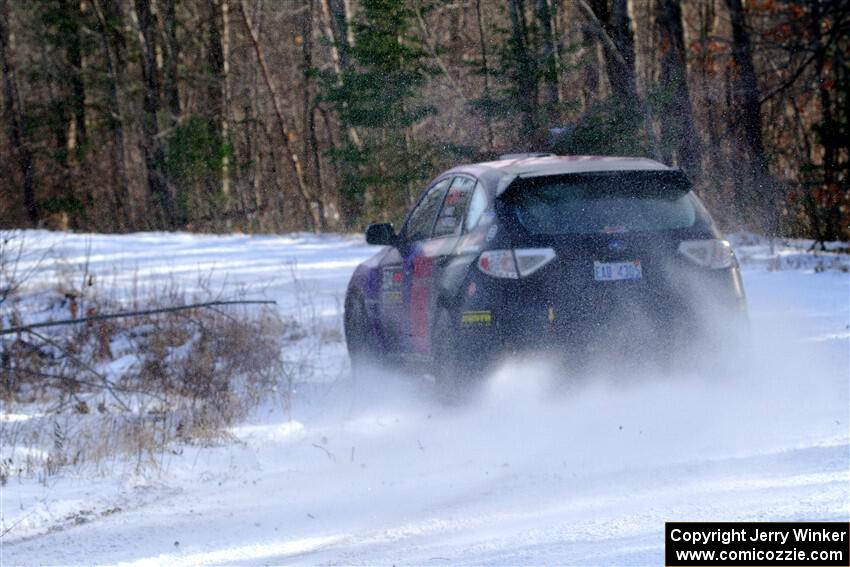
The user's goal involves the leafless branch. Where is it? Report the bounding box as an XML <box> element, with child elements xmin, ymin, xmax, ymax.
<box><xmin>0</xmin><ymin>300</ymin><xmax>276</xmax><ymax>336</ymax></box>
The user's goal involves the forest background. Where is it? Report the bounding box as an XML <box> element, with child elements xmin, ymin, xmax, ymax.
<box><xmin>0</xmin><ymin>0</ymin><xmax>847</xmax><ymax>243</ymax></box>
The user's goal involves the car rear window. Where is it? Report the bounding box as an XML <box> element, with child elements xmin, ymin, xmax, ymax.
<box><xmin>507</xmin><ymin>171</ymin><xmax>697</xmax><ymax>235</ymax></box>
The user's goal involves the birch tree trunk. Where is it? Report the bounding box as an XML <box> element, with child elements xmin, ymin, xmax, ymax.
<box><xmin>319</xmin><ymin>0</ymin><xmax>362</xmax><ymax>150</ymax></box>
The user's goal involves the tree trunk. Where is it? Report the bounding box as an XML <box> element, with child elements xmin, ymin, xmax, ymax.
<box><xmin>580</xmin><ymin>0</ymin><xmax>658</xmax><ymax>155</ymax></box>
<box><xmin>162</xmin><ymin>0</ymin><xmax>180</xmax><ymax>125</ymax></box>
<box><xmin>301</xmin><ymin>0</ymin><xmax>326</xmax><ymax>231</ymax></box>
<box><xmin>579</xmin><ymin>15</ymin><xmax>600</xmax><ymax>113</ymax></box>
<box><xmin>587</xmin><ymin>0</ymin><xmax>637</xmax><ymax>104</ymax></box>
<box><xmin>809</xmin><ymin>0</ymin><xmax>841</xmax><ymax>242</ymax></box>
<box><xmin>327</xmin><ymin>0</ymin><xmax>353</xmax><ymax>65</ymax></box>
<box><xmin>319</xmin><ymin>0</ymin><xmax>362</xmax><ymax>150</ymax></box>
<box><xmin>93</xmin><ymin>0</ymin><xmax>131</xmax><ymax>230</ymax></box>
<box><xmin>726</xmin><ymin>0</ymin><xmax>773</xmax><ymax>233</ymax></box>
<box><xmin>207</xmin><ymin>0</ymin><xmax>231</xmax><ymax>219</ymax></box>
<box><xmin>535</xmin><ymin>0</ymin><xmax>561</xmax><ymax>109</ymax></box>
<box><xmin>507</xmin><ymin>0</ymin><xmax>539</xmax><ymax>143</ymax></box>
<box><xmin>698</xmin><ymin>0</ymin><xmax>721</xmax><ymax>157</ymax></box>
<box><xmin>656</xmin><ymin>0</ymin><xmax>702</xmax><ymax>176</ymax></box>
<box><xmin>221</xmin><ymin>0</ymin><xmax>231</xmax><ymax>205</ymax></box>
<box><xmin>474</xmin><ymin>0</ymin><xmax>495</xmax><ymax>151</ymax></box>
<box><xmin>207</xmin><ymin>2</ymin><xmax>224</xmax><ymax>126</ymax></box>
<box><xmin>609</xmin><ymin>0</ymin><xmax>636</xmax><ymax>100</ymax></box>
<box><xmin>133</xmin><ymin>0</ymin><xmax>175</xmax><ymax>228</ymax></box>
<box><xmin>239</xmin><ymin>0</ymin><xmax>318</xmax><ymax>232</ymax></box>
<box><xmin>0</xmin><ymin>0</ymin><xmax>37</xmax><ymax>224</ymax></box>
<box><xmin>61</xmin><ymin>0</ymin><xmax>86</xmax><ymax>152</ymax></box>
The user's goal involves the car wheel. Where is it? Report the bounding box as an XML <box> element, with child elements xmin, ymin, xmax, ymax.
<box><xmin>431</xmin><ymin>307</ymin><xmax>475</xmax><ymax>401</ymax></box>
<box><xmin>345</xmin><ymin>294</ymin><xmax>377</xmax><ymax>377</ymax></box>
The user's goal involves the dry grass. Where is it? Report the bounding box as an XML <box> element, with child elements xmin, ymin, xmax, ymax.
<box><xmin>0</xmin><ymin>236</ymin><xmax>299</xmax><ymax>482</ymax></box>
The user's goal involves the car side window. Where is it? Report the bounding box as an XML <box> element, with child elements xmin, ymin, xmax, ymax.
<box><xmin>464</xmin><ymin>182</ymin><xmax>488</xmax><ymax>232</ymax></box>
<box><xmin>433</xmin><ymin>176</ymin><xmax>476</xmax><ymax>237</ymax></box>
<box><xmin>404</xmin><ymin>178</ymin><xmax>451</xmax><ymax>242</ymax></box>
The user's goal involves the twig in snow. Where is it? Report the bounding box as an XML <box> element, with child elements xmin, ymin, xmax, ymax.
<box><xmin>311</xmin><ymin>443</ymin><xmax>336</xmax><ymax>461</ymax></box>
<box><xmin>26</xmin><ymin>329</ymin><xmax>132</xmax><ymax>413</ymax></box>
<box><xmin>0</xmin><ymin>512</ymin><xmax>34</xmax><ymax>539</ymax></box>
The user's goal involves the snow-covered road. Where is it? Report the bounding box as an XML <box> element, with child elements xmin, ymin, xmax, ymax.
<box><xmin>1</xmin><ymin>232</ymin><xmax>848</xmax><ymax>566</ymax></box>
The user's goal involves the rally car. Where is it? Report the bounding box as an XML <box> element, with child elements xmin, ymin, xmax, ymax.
<box><xmin>344</xmin><ymin>154</ymin><xmax>749</xmax><ymax>393</ymax></box>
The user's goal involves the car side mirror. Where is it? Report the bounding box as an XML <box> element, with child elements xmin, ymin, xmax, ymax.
<box><xmin>365</xmin><ymin>223</ymin><xmax>397</xmax><ymax>246</ymax></box>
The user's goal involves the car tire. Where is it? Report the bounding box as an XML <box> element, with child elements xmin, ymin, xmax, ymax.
<box><xmin>345</xmin><ymin>294</ymin><xmax>378</xmax><ymax>377</ymax></box>
<box><xmin>431</xmin><ymin>307</ymin><xmax>475</xmax><ymax>401</ymax></box>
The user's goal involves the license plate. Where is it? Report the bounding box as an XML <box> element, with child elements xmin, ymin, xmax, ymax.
<box><xmin>593</xmin><ymin>260</ymin><xmax>642</xmax><ymax>281</ymax></box>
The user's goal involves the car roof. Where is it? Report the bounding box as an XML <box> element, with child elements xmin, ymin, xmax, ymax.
<box><xmin>441</xmin><ymin>155</ymin><xmax>673</xmax><ymax>196</ymax></box>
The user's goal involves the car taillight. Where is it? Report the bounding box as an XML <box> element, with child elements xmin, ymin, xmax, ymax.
<box><xmin>478</xmin><ymin>248</ymin><xmax>556</xmax><ymax>278</ymax></box>
<box><xmin>678</xmin><ymin>239</ymin><xmax>736</xmax><ymax>269</ymax></box>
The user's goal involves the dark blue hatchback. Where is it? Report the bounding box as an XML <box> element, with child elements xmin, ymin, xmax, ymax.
<box><xmin>344</xmin><ymin>155</ymin><xmax>749</xmax><ymax>393</ymax></box>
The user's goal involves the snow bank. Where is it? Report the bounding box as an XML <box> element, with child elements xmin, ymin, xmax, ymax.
<box><xmin>1</xmin><ymin>230</ymin><xmax>847</xmax><ymax>565</ymax></box>
<box><xmin>729</xmin><ymin>231</ymin><xmax>850</xmax><ymax>272</ymax></box>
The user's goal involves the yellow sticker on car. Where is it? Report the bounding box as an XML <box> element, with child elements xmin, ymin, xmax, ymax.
<box><xmin>382</xmin><ymin>291</ymin><xmax>402</xmax><ymax>304</ymax></box>
<box><xmin>461</xmin><ymin>310</ymin><xmax>492</xmax><ymax>325</ymax></box>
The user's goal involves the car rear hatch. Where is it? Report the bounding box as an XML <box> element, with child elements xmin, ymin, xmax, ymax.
<box><xmin>495</xmin><ymin>170</ymin><xmax>717</xmax><ymax>350</ymax></box>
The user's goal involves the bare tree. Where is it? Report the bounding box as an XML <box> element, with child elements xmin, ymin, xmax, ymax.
<box><xmin>319</xmin><ymin>0</ymin><xmax>362</xmax><ymax>150</ymax></box>
<box><xmin>586</xmin><ymin>0</ymin><xmax>638</xmax><ymax>104</ymax></box>
<box><xmin>206</xmin><ymin>0</ymin><xmax>232</xmax><ymax>212</ymax></box>
<box><xmin>536</xmin><ymin>0</ymin><xmax>562</xmax><ymax>109</ymax></box>
<box><xmin>507</xmin><ymin>0</ymin><xmax>539</xmax><ymax>143</ymax></box>
<box><xmin>239</xmin><ymin>0</ymin><xmax>320</xmax><ymax>232</ymax></box>
<box><xmin>725</xmin><ymin>0</ymin><xmax>774</xmax><ymax>232</ymax></box>
<box><xmin>474</xmin><ymin>0</ymin><xmax>495</xmax><ymax>151</ymax></box>
<box><xmin>300</xmin><ymin>0</ymin><xmax>326</xmax><ymax>230</ymax></box>
<box><xmin>0</xmin><ymin>0</ymin><xmax>36</xmax><ymax>224</ymax></box>
<box><xmin>133</xmin><ymin>0</ymin><xmax>175</xmax><ymax>227</ymax></box>
<box><xmin>162</xmin><ymin>0</ymin><xmax>180</xmax><ymax>125</ymax></box>
<box><xmin>656</xmin><ymin>0</ymin><xmax>702</xmax><ymax>176</ymax></box>
<box><xmin>92</xmin><ymin>0</ymin><xmax>131</xmax><ymax>229</ymax></box>
<box><xmin>0</xmin><ymin>0</ymin><xmax>844</xmax><ymax>239</ymax></box>
<box><xmin>61</xmin><ymin>0</ymin><xmax>86</xmax><ymax>151</ymax></box>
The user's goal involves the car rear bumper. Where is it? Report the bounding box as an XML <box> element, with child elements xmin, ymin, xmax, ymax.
<box><xmin>453</xmin><ymin>266</ymin><xmax>748</xmax><ymax>364</ymax></box>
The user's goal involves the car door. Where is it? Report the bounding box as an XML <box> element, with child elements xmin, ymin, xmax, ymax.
<box><xmin>377</xmin><ymin>177</ymin><xmax>452</xmax><ymax>355</ymax></box>
<box><xmin>407</xmin><ymin>175</ymin><xmax>478</xmax><ymax>356</ymax></box>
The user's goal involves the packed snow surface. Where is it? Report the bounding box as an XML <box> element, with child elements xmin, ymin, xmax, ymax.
<box><xmin>1</xmin><ymin>231</ymin><xmax>848</xmax><ymax>566</ymax></box>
